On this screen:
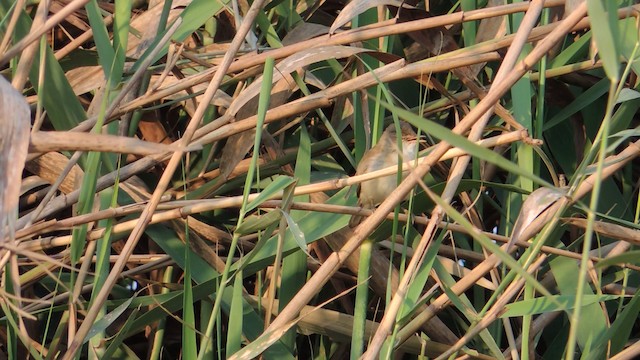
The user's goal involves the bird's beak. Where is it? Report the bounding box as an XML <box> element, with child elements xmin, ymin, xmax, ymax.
<box><xmin>405</xmin><ymin>134</ymin><xmax>426</xmax><ymax>143</ymax></box>
<box><xmin>414</xmin><ymin>135</ymin><xmax>428</xmax><ymax>149</ymax></box>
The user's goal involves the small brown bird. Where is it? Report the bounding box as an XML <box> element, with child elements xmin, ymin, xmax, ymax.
<box><xmin>349</xmin><ymin>122</ymin><xmax>419</xmax><ymax>228</ymax></box>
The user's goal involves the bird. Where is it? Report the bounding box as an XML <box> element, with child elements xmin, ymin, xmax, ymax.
<box><xmin>349</xmin><ymin>122</ymin><xmax>419</xmax><ymax>228</ymax></box>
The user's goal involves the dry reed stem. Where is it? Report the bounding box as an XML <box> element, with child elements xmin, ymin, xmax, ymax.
<box><xmin>23</xmin><ymin>196</ymin><xmax>640</xmax><ymax>274</ymax></box>
<box><xmin>17</xmin><ymin>16</ymin><xmax>182</xmax><ymax>222</ymax></box>
<box><xmin>363</xmin><ymin>1</ymin><xmax>588</xmax><ymax>356</ymax></box>
<box><xmin>437</xmin><ymin>253</ymin><xmax>549</xmax><ymax>359</ymax></box>
<box><xmin>246</xmin><ymin>295</ymin><xmax>493</xmax><ymax>359</ymax></box>
<box><xmin>23</xmin><ymin>1</ymin><xmax>634</xmax><ymax>236</ymax></box>
<box><xmin>29</xmin><ymin>131</ymin><xmax>197</xmax><ymax>155</ymax></box>
<box><xmin>609</xmin><ymin>339</ymin><xmax>640</xmax><ymax>360</ymax></box>
<box><xmin>194</xmin><ymin>53</ymin><xmax>500</xmax><ymax>145</ymax></box>
<box><xmin>61</xmin><ymin>0</ymin><xmax>269</xmax><ymax>357</ymax></box>
<box><xmin>398</xmin><ymin>137</ymin><xmax>640</xmax><ymax>349</ymax></box>
<box><xmin>190</xmin><ymin>129</ymin><xmax>531</xmax><ymax>195</ymax></box>
<box><xmin>14</xmin><ymin>123</ymin><xmax>530</xmax><ymax>350</ymax></box>
<box><xmin>263</xmin><ymin>190</ymin><xmax>295</xmax><ymax>330</ymax></box>
<box><xmin>71</xmin><ymin>19</ymin><xmax>183</xmax><ymax>133</ymax></box>
<box><xmin>18</xmin><ymin>126</ymin><xmax>526</xmax><ymax>243</ymax></box>
<box><xmin>421</xmin><ymin>0</ymin><xmax>548</xmax><ymax>354</ymax></box>
<box><xmin>6</xmin><ymin>0</ymin><xmax>637</xmax><ymax>356</ymax></box>
<box><xmin>0</xmin><ymin>0</ymin><xmax>90</xmax><ymax>66</ymax></box>
<box><xmin>104</xmin><ymin>0</ymin><xmax>566</xmax><ymax>120</ymax></box>
<box><xmin>236</xmin><ymin>50</ymin><xmax>503</xmax><ymax>360</ymax></box>
<box><xmin>0</xmin><ymin>0</ymin><xmax>26</xmax><ymax>55</ymax></box>
<box><xmin>21</xmin><ymin>2</ymin><xmax>636</xmax><ymax>235</ymax></box>
<box><xmin>11</xmin><ymin>0</ymin><xmax>49</xmax><ymax>91</ymax></box>
<box><xmin>529</xmin><ymin>59</ymin><xmax>604</xmax><ymax>81</ymax></box>
<box><xmin>16</xmin><ymin>132</ymin><xmax>525</xmax><ymax>257</ymax></box>
<box><xmin>53</xmin><ymin>14</ymin><xmax>113</xmax><ymax>60</ymax></box>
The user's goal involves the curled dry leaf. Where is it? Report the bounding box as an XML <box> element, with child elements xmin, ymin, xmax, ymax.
<box><xmin>509</xmin><ymin>187</ymin><xmax>567</xmax><ymax>250</ymax></box>
<box><xmin>0</xmin><ymin>75</ymin><xmax>30</xmax><ymax>242</ymax></box>
<box><xmin>329</xmin><ymin>0</ymin><xmax>408</xmax><ymax>34</ymax></box>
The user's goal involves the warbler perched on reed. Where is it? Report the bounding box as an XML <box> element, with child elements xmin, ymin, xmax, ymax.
<box><xmin>349</xmin><ymin>122</ymin><xmax>419</xmax><ymax>227</ymax></box>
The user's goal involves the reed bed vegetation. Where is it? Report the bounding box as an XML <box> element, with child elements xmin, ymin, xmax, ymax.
<box><xmin>1</xmin><ymin>0</ymin><xmax>640</xmax><ymax>359</ymax></box>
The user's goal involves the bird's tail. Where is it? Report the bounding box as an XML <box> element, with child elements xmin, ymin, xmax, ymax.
<box><xmin>349</xmin><ymin>202</ymin><xmax>371</xmax><ymax>228</ymax></box>
<box><xmin>349</xmin><ymin>214</ymin><xmax>364</xmax><ymax>228</ymax></box>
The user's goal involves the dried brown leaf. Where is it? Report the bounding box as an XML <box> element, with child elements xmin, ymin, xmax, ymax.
<box><xmin>25</xmin><ymin>152</ymin><xmax>84</xmax><ymax>195</ymax></box>
<box><xmin>330</xmin><ymin>0</ymin><xmax>406</xmax><ymax>34</ymax></box>
<box><xmin>282</xmin><ymin>22</ymin><xmax>330</xmax><ymax>46</ymax></box>
<box><xmin>510</xmin><ymin>187</ymin><xmax>567</xmax><ymax>248</ymax></box>
<box><xmin>0</xmin><ymin>76</ymin><xmax>30</xmax><ymax>241</ymax></box>
<box><xmin>470</xmin><ymin>0</ymin><xmax>507</xmax><ymax>76</ymax></box>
